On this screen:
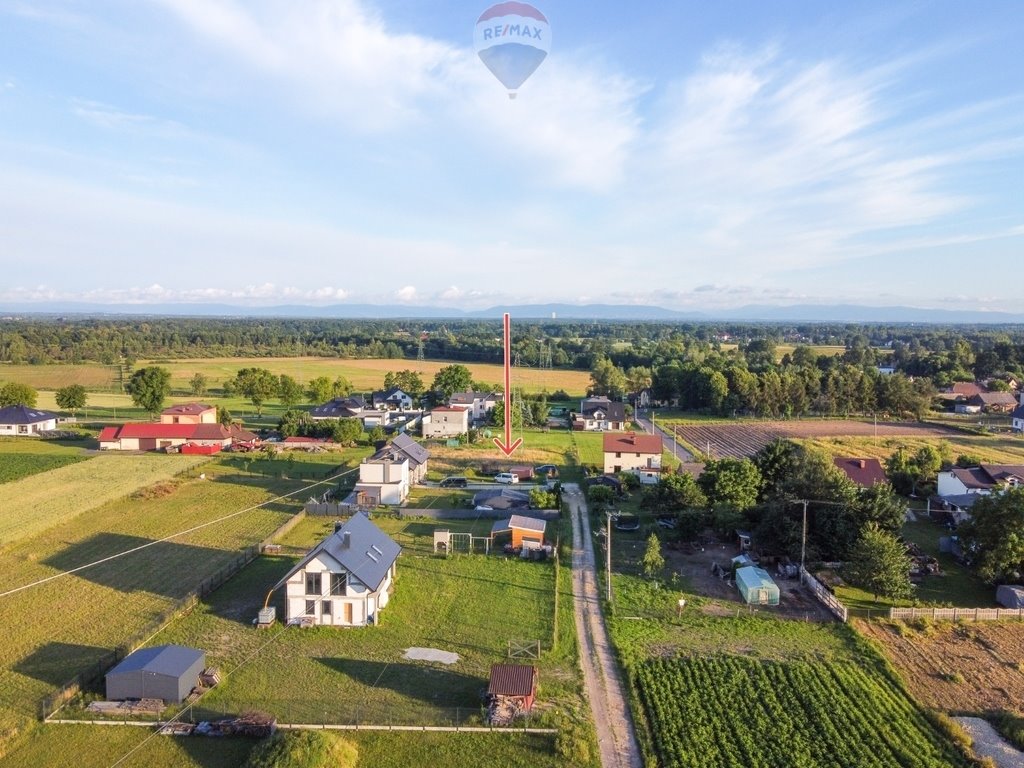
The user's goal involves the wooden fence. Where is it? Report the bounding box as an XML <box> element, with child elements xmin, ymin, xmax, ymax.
<box><xmin>800</xmin><ymin>566</ymin><xmax>849</xmax><ymax>623</ymax></box>
<box><xmin>888</xmin><ymin>606</ymin><xmax>1024</xmax><ymax>622</ymax></box>
<box><xmin>39</xmin><ymin>545</ymin><xmax>260</xmax><ymax>721</ymax></box>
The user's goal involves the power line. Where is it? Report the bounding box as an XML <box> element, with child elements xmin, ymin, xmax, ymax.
<box><xmin>0</xmin><ymin>466</ymin><xmax>358</xmax><ymax>601</ymax></box>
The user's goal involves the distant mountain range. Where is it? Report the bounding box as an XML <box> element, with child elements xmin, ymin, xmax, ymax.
<box><xmin>2</xmin><ymin>301</ymin><xmax>1024</xmax><ymax>324</ymax></box>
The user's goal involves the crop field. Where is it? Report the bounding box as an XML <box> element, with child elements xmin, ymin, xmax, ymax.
<box><xmin>798</xmin><ymin>433</ymin><xmax>1024</xmax><ymax>465</ymax></box>
<box><xmin>0</xmin><ymin>440</ymin><xmax>91</xmax><ymax>484</ymax></box>
<box><xmin>634</xmin><ymin>655</ymin><xmax>970</xmax><ymax>768</ymax></box>
<box><xmin>670</xmin><ymin>419</ymin><xmax>963</xmax><ymax>459</ymax></box>
<box><xmin>1</xmin><ymin>724</ymin><xmax>561</xmax><ymax>768</ymax></box>
<box><xmin>143</xmin><ymin>515</ymin><xmax>585</xmax><ymax>731</ymax></box>
<box><xmin>857</xmin><ymin>620</ymin><xmax>1024</xmax><ymax>715</ymax></box>
<box><xmin>0</xmin><ymin>453</ymin><xmax>209</xmax><ymax>546</ymax></box>
<box><xmin>0</xmin><ymin>453</ymin><xmax>361</xmax><ymax>757</ymax></box>
<box><xmin>1</xmin><ymin>357</ymin><xmax>592</xmax><ymax>397</ymax></box>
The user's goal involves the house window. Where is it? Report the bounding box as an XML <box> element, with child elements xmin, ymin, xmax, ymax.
<box><xmin>322</xmin><ymin>600</ymin><xmax>332</xmax><ymax>616</ymax></box>
<box><xmin>330</xmin><ymin>573</ymin><xmax>347</xmax><ymax>595</ymax></box>
<box><xmin>305</xmin><ymin>600</ymin><xmax>316</xmax><ymax>616</ymax></box>
<box><xmin>615</xmin><ymin>452</ymin><xmax>621</xmax><ymax>458</ymax></box>
<box><xmin>305</xmin><ymin>572</ymin><xmax>321</xmax><ymax>596</ymax></box>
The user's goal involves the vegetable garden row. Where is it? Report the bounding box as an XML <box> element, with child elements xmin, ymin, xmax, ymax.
<box><xmin>635</xmin><ymin>655</ymin><xmax>971</xmax><ymax>768</ymax></box>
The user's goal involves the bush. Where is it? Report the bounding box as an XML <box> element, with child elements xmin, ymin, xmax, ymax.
<box><xmin>245</xmin><ymin>730</ymin><xmax>358</xmax><ymax>768</ymax></box>
<box><xmin>555</xmin><ymin>721</ymin><xmax>593</xmax><ymax>766</ymax></box>
<box><xmin>923</xmin><ymin>710</ymin><xmax>972</xmax><ymax>752</ymax></box>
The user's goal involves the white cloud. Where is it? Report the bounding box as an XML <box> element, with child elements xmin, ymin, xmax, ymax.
<box><xmin>394</xmin><ymin>286</ymin><xmax>418</xmax><ymax>302</ymax></box>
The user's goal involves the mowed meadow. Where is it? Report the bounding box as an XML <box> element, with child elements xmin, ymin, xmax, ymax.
<box><xmin>0</xmin><ymin>451</ymin><xmax>362</xmax><ymax>756</ymax></box>
<box><xmin>0</xmin><ymin>357</ymin><xmax>592</xmax><ymax>396</ymax></box>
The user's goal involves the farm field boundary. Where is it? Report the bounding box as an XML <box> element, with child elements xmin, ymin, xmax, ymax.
<box><xmin>39</xmin><ymin>546</ymin><xmax>260</xmax><ymax>721</ymax></box>
<box><xmin>45</xmin><ymin>719</ymin><xmax>558</xmax><ymax>734</ymax></box>
<box><xmin>0</xmin><ymin>454</ymin><xmax>209</xmax><ymax>546</ymax></box>
<box><xmin>800</xmin><ymin>567</ymin><xmax>849</xmax><ymax>622</ymax></box>
<box><xmin>672</xmin><ymin>420</ymin><xmax>963</xmax><ymax>459</ymax></box>
<box><xmin>889</xmin><ymin>606</ymin><xmax>1024</xmax><ymax>622</ymax></box>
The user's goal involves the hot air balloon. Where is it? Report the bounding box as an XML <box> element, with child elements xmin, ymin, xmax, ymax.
<box><xmin>473</xmin><ymin>2</ymin><xmax>550</xmax><ymax>99</ymax></box>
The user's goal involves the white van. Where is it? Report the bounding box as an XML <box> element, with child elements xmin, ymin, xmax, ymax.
<box><xmin>495</xmin><ymin>472</ymin><xmax>519</xmax><ymax>484</ymax></box>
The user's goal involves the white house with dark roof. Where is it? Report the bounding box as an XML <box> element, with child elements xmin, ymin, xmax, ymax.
<box><xmin>371</xmin><ymin>387</ymin><xmax>414</xmax><ymax>410</ymax></box>
<box><xmin>390</xmin><ymin>433</ymin><xmax>429</xmax><ymax>483</ymax></box>
<box><xmin>0</xmin><ymin>405</ymin><xmax>59</xmax><ymax>436</ymax></box>
<box><xmin>310</xmin><ymin>395</ymin><xmax>367</xmax><ymax>420</ymax></box>
<box><xmin>348</xmin><ymin>433</ymin><xmax>430</xmax><ymax>506</ymax></box>
<box><xmin>274</xmin><ymin>512</ymin><xmax>400</xmax><ymax>627</ymax></box>
<box><xmin>1012</xmin><ymin>399</ymin><xmax>1024</xmax><ymax>432</ymax></box>
<box><xmin>937</xmin><ymin>464</ymin><xmax>1024</xmax><ymax>497</ymax></box>
<box><xmin>572</xmin><ymin>396</ymin><xmax>626</xmax><ymax>431</ymax></box>
<box><xmin>448</xmin><ymin>391</ymin><xmax>501</xmax><ymax>423</ymax></box>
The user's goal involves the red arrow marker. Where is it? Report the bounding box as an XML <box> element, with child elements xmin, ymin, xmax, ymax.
<box><xmin>493</xmin><ymin>312</ymin><xmax>523</xmax><ymax>457</ymax></box>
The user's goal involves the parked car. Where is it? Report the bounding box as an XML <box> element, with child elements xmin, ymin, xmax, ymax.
<box><xmin>495</xmin><ymin>472</ymin><xmax>519</xmax><ymax>484</ymax></box>
<box><xmin>534</xmin><ymin>464</ymin><xmax>558</xmax><ymax>477</ymax></box>
<box><xmin>439</xmin><ymin>476</ymin><xmax>468</xmax><ymax>488</ymax></box>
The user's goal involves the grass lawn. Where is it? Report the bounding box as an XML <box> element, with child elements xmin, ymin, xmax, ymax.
<box><xmin>0</xmin><ymin>451</ymin><xmax>368</xmax><ymax>757</ymax></box>
<box><xmin>0</xmin><ymin>453</ymin><xmax>210</xmax><ymax>546</ymax></box>
<box><xmin>1</xmin><ymin>724</ymin><xmax>561</xmax><ymax>768</ymax></box>
<box><xmin>0</xmin><ymin>439</ymin><xmax>92</xmax><ymax>484</ymax></box>
<box><xmin>796</xmin><ymin>433</ymin><xmax>1024</xmax><ymax>465</ymax></box>
<box><xmin>834</xmin><ymin>519</ymin><xmax>996</xmax><ymax>617</ymax></box>
<box><xmin>144</xmin><ymin>515</ymin><xmax>586</xmax><ymax>730</ymax></box>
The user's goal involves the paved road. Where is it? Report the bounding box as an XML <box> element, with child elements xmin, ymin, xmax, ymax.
<box><xmin>635</xmin><ymin>411</ymin><xmax>696</xmax><ymax>462</ymax></box>
<box><xmin>565</xmin><ymin>484</ymin><xmax>643</xmax><ymax>768</ymax></box>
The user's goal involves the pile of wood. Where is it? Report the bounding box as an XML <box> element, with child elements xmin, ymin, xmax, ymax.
<box><xmin>486</xmin><ymin>695</ymin><xmax>528</xmax><ymax>726</ymax></box>
<box><xmin>87</xmin><ymin>698</ymin><xmax>164</xmax><ymax>716</ymax></box>
<box><xmin>194</xmin><ymin>711</ymin><xmax>276</xmax><ymax>738</ymax></box>
<box><xmin>199</xmin><ymin>668</ymin><xmax>221</xmax><ymax>687</ymax></box>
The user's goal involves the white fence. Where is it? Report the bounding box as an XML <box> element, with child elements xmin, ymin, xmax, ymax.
<box><xmin>800</xmin><ymin>566</ymin><xmax>849</xmax><ymax>623</ymax></box>
<box><xmin>888</xmin><ymin>606</ymin><xmax>1024</xmax><ymax>622</ymax></box>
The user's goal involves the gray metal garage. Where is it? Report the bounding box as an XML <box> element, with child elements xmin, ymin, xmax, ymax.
<box><xmin>105</xmin><ymin>645</ymin><xmax>205</xmax><ymax>703</ymax></box>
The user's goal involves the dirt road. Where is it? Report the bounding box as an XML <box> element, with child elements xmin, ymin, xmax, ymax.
<box><xmin>565</xmin><ymin>484</ymin><xmax>643</xmax><ymax>768</ymax></box>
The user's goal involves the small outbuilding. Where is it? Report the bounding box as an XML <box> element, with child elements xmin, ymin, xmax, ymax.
<box><xmin>996</xmin><ymin>585</ymin><xmax>1024</xmax><ymax>609</ymax></box>
<box><xmin>491</xmin><ymin>515</ymin><xmax>546</xmax><ymax>549</ymax></box>
<box><xmin>735</xmin><ymin>566</ymin><xmax>780</xmax><ymax>606</ymax></box>
<box><xmin>486</xmin><ymin>664</ymin><xmax>538</xmax><ymax>724</ymax></box>
<box><xmin>105</xmin><ymin>645</ymin><xmax>205</xmax><ymax>703</ymax></box>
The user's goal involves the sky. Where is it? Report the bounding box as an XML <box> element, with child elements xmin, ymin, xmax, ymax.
<box><xmin>0</xmin><ymin>0</ymin><xmax>1022</xmax><ymax>313</ymax></box>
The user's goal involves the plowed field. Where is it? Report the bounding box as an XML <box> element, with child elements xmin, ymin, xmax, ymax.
<box><xmin>857</xmin><ymin>619</ymin><xmax>1024</xmax><ymax>713</ymax></box>
<box><xmin>672</xmin><ymin>420</ymin><xmax>959</xmax><ymax>458</ymax></box>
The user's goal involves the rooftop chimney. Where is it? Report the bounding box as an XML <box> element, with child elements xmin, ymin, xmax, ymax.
<box><xmin>342</xmin><ymin>531</ymin><xmax>351</xmax><ymax>548</ymax></box>
<box><xmin>858</xmin><ymin>460</ymin><xmax>866</xmax><ymax>469</ymax></box>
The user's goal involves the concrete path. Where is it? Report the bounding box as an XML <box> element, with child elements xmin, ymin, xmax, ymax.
<box><xmin>565</xmin><ymin>484</ymin><xmax>643</xmax><ymax>768</ymax></box>
<box><xmin>955</xmin><ymin>717</ymin><xmax>1024</xmax><ymax>768</ymax></box>
<box><xmin>635</xmin><ymin>411</ymin><xmax>695</xmax><ymax>462</ymax></box>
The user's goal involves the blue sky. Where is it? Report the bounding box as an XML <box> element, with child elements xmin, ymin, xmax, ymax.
<box><xmin>0</xmin><ymin>1</ymin><xmax>1021</xmax><ymax>311</ymax></box>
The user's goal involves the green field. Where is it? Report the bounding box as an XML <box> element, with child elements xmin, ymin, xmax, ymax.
<box><xmin>635</xmin><ymin>655</ymin><xmax>970</xmax><ymax>768</ymax></box>
<box><xmin>0</xmin><ymin>451</ymin><xmax>367</xmax><ymax>759</ymax></box>
<box><xmin>141</xmin><ymin>516</ymin><xmax>585</xmax><ymax>729</ymax></box>
<box><xmin>1</xmin><ymin>724</ymin><xmax>561</xmax><ymax>768</ymax></box>
<box><xmin>0</xmin><ymin>453</ymin><xmax>211</xmax><ymax>546</ymax></box>
<box><xmin>0</xmin><ymin>440</ymin><xmax>91</xmax><ymax>484</ymax></box>
<box><xmin>1</xmin><ymin>357</ymin><xmax>592</xmax><ymax>398</ymax></box>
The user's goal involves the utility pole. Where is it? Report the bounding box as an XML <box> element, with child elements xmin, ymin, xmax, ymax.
<box><xmin>606</xmin><ymin>510</ymin><xmax>613</xmax><ymax>603</ymax></box>
<box><xmin>800</xmin><ymin>499</ymin><xmax>809</xmax><ymax>582</ymax></box>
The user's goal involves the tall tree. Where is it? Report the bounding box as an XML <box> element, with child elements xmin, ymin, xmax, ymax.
<box><xmin>125</xmin><ymin>367</ymin><xmax>171</xmax><ymax>416</ymax></box>
<box><xmin>55</xmin><ymin>384</ymin><xmax>87</xmax><ymax>415</ymax></box>
<box><xmin>383</xmin><ymin>370</ymin><xmax>424</xmax><ymax>398</ymax></box>
<box><xmin>307</xmin><ymin>376</ymin><xmax>333</xmax><ymax>404</ymax></box>
<box><xmin>625</xmin><ymin>366</ymin><xmax>653</xmax><ymax>398</ymax></box>
<box><xmin>641</xmin><ymin>533</ymin><xmax>665</xmax><ymax>578</ymax></box>
<box><xmin>589</xmin><ymin>356</ymin><xmax>627</xmax><ymax>398</ymax></box>
<box><xmin>331</xmin><ymin>376</ymin><xmax>354</xmax><ymax>398</ymax></box>
<box><xmin>698</xmin><ymin>458</ymin><xmax>762</xmax><ymax>511</ymax></box>
<box><xmin>641</xmin><ymin>472</ymin><xmax>707</xmax><ymax>513</ymax></box>
<box><xmin>959</xmin><ymin>488</ymin><xmax>1024</xmax><ymax>584</ymax></box>
<box><xmin>278</xmin><ymin>374</ymin><xmax>304</xmax><ymax>408</ymax></box>
<box><xmin>189</xmin><ymin>372</ymin><xmax>208</xmax><ymax>397</ymax></box>
<box><xmin>234</xmin><ymin>368</ymin><xmax>279</xmax><ymax>415</ymax></box>
<box><xmin>431</xmin><ymin>364</ymin><xmax>473</xmax><ymax>400</ymax></box>
<box><xmin>0</xmin><ymin>382</ymin><xmax>38</xmax><ymax>408</ymax></box>
<box><xmin>844</xmin><ymin>524</ymin><xmax>913</xmax><ymax>601</ymax></box>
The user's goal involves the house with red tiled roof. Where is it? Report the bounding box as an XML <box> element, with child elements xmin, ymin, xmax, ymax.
<box><xmin>603</xmin><ymin>432</ymin><xmax>662</xmax><ymax>483</ymax></box>
<box><xmin>833</xmin><ymin>458</ymin><xmax>887</xmax><ymax>488</ymax></box>
<box><xmin>98</xmin><ymin>422</ymin><xmax>256</xmax><ymax>451</ymax></box>
<box><xmin>160</xmin><ymin>403</ymin><xmax>217</xmax><ymax>424</ymax></box>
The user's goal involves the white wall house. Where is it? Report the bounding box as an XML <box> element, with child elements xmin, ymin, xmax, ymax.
<box><xmin>372</xmin><ymin>387</ymin><xmax>414</xmax><ymax>410</ymax></box>
<box><xmin>275</xmin><ymin>513</ymin><xmax>400</xmax><ymax>627</ymax></box>
<box><xmin>0</xmin><ymin>405</ymin><xmax>59</xmax><ymax>436</ymax></box>
<box><xmin>355</xmin><ymin>454</ymin><xmax>410</xmax><ymax>506</ymax></box>
<box><xmin>423</xmin><ymin>406</ymin><xmax>469</xmax><ymax>438</ymax></box>
<box><xmin>937</xmin><ymin>464</ymin><xmax>1024</xmax><ymax>497</ymax></box>
<box><xmin>1013</xmin><ymin>401</ymin><xmax>1024</xmax><ymax>432</ymax></box>
<box><xmin>602</xmin><ymin>432</ymin><xmax>662</xmax><ymax>480</ymax></box>
<box><xmin>448</xmin><ymin>391</ymin><xmax>501</xmax><ymax>423</ymax></box>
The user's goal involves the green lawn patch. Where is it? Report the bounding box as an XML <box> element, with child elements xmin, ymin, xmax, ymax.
<box><xmin>0</xmin><ymin>439</ymin><xmax>91</xmax><ymax>484</ymax></box>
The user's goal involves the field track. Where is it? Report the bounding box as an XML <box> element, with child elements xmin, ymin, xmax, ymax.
<box><xmin>672</xmin><ymin>420</ymin><xmax>961</xmax><ymax>458</ymax></box>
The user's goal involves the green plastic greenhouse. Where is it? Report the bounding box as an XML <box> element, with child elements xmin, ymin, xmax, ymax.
<box><xmin>735</xmin><ymin>566</ymin><xmax>780</xmax><ymax>606</ymax></box>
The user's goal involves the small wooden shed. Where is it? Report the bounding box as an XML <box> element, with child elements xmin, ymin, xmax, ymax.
<box><xmin>491</xmin><ymin>515</ymin><xmax>546</xmax><ymax>549</ymax></box>
<box><xmin>487</xmin><ymin>664</ymin><xmax>538</xmax><ymax>723</ymax></box>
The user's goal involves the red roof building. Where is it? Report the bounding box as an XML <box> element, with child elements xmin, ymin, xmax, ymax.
<box><xmin>98</xmin><ymin>422</ymin><xmax>257</xmax><ymax>452</ymax></box>
<box><xmin>833</xmin><ymin>458</ymin><xmax>887</xmax><ymax>488</ymax></box>
<box><xmin>603</xmin><ymin>432</ymin><xmax>663</xmax><ymax>477</ymax></box>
